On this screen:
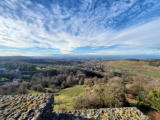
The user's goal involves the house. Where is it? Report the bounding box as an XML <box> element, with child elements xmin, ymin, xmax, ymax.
<box><xmin>11</xmin><ymin>69</ymin><xmax>20</xmax><ymax>73</ymax></box>
<box><xmin>0</xmin><ymin>68</ymin><xmax>7</xmax><ymax>73</ymax></box>
<box><xmin>0</xmin><ymin>68</ymin><xmax>7</xmax><ymax>71</ymax></box>
<box><xmin>14</xmin><ymin>69</ymin><xmax>20</xmax><ymax>73</ymax></box>
<box><xmin>13</xmin><ymin>78</ymin><xmax>21</xmax><ymax>83</ymax></box>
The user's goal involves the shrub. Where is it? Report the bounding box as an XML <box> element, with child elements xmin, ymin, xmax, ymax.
<box><xmin>146</xmin><ymin>89</ymin><xmax>160</xmax><ymax>112</ymax></box>
<box><xmin>97</xmin><ymin>81</ymin><xmax>125</xmax><ymax>107</ymax></box>
<box><xmin>73</xmin><ymin>92</ymin><xmax>100</xmax><ymax>109</ymax></box>
<box><xmin>31</xmin><ymin>84</ymin><xmax>45</xmax><ymax>92</ymax></box>
<box><xmin>73</xmin><ymin>78</ymin><xmax>125</xmax><ymax>109</ymax></box>
<box><xmin>0</xmin><ymin>83</ymin><xmax>19</xmax><ymax>95</ymax></box>
<box><xmin>18</xmin><ymin>81</ymin><xmax>28</xmax><ymax>94</ymax></box>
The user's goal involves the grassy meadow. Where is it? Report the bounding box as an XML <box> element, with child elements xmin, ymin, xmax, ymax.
<box><xmin>105</xmin><ymin>60</ymin><xmax>160</xmax><ymax>78</ymax></box>
<box><xmin>54</xmin><ymin>85</ymin><xmax>90</xmax><ymax>112</ymax></box>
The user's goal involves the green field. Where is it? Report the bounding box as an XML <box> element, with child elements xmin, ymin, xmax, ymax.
<box><xmin>54</xmin><ymin>85</ymin><xmax>89</xmax><ymax>112</ymax></box>
<box><xmin>105</xmin><ymin>60</ymin><xmax>160</xmax><ymax>78</ymax></box>
<box><xmin>27</xmin><ymin>90</ymin><xmax>43</xmax><ymax>94</ymax></box>
<box><xmin>0</xmin><ymin>77</ymin><xmax>9</xmax><ymax>82</ymax></box>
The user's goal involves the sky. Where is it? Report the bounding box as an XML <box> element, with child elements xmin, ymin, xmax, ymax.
<box><xmin>0</xmin><ymin>0</ymin><xmax>160</xmax><ymax>56</ymax></box>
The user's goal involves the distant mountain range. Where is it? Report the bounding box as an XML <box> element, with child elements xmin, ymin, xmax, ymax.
<box><xmin>0</xmin><ymin>55</ymin><xmax>160</xmax><ymax>60</ymax></box>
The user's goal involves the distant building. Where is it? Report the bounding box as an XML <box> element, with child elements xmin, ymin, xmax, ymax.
<box><xmin>13</xmin><ymin>78</ymin><xmax>21</xmax><ymax>83</ymax></box>
<box><xmin>11</xmin><ymin>69</ymin><xmax>20</xmax><ymax>73</ymax></box>
<box><xmin>14</xmin><ymin>69</ymin><xmax>20</xmax><ymax>73</ymax></box>
<box><xmin>0</xmin><ymin>68</ymin><xmax>7</xmax><ymax>71</ymax></box>
<box><xmin>0</xmin><ymin>68</ymin><xmax>7</xmax><ymax>73</ymax></box>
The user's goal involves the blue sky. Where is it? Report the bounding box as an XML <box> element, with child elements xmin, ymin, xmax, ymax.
<box><xmin>0</xmin><ymin>0</ymin><xmax>160</xmax><ymax>56</ymax></box>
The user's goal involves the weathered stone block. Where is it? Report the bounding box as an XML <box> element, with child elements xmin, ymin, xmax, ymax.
<box><xmin>0</xmin><ymin>94</ymin><xmax>53</xmax><ymax>120</ymax></box>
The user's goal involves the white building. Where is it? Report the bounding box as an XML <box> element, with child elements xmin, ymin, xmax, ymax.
<box><xmin>0</xmin><ymin>68</ymin><xmax>7</xmax><ymax>73</ymax></box>
<box><xmin>13</xmin><ymin>78</ymin><xmax>21</xmax><ymax>83</ymax></box>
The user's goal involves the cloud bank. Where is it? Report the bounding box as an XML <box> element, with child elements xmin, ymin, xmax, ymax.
<box><xmin>0</xmin><ymin>0</ymin><xmax>160</xmax><ymax>56</ymax></box>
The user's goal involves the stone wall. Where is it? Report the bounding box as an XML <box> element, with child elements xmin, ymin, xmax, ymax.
<box><xmin>0</xmin><ymin>94</ymin><xmax>53</xmax><ymax>120</ymax></box>
<box><xmin>0</xmin><ymin>94</ymin><xmax>150</xmax><ymax>120</ymax></box>
<box><xmin>54</xmin><ymin>107</ymin><xmax>150</xmax><ymax>120</ymax></box>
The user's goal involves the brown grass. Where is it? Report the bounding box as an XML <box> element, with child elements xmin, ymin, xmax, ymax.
<box><xmin>148</xmin><ymin>111</ymin><xmax>160</xmax><ymax>120</ymax></box>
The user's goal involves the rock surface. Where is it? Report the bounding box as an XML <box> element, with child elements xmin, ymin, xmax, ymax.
<box><xmin>0</xmin><ymin>94</ymin><xmax>150</xmax><ymax>120</ymax></box>
<box><xmin>54</xmin><ymin>108</ymin><xmax>150</xmax><ymax>120</ymax></box>
<box><xmin>0</xmin><ymin>94</ymin><xmax>53</xmax><ymax>120</ymax></box>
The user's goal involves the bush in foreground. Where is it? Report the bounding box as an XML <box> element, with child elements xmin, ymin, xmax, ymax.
<box><xmin>73</xmin><ymin>78</ymin><xmax>125</xmax><ymax>109</ymax></box>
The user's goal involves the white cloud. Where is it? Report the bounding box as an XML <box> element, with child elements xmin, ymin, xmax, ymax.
<box><xmin>88</xmin><ymin>48</ymin><xmax>160</xmax><ymax>56</ymax></box>
<box><xmin>0</xmin><ymin>49</ymin><xmax>47</xmax><ymax>56</ymax></box>
<box><xmin>113</xmin><ymin>18</ymin><xmax>160</xmax><ymax>49</ymax></box>
<box><xmin>0</xmin><ymin>0</ymin><xmax>160</xmax><ymax>55</ymax></box>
